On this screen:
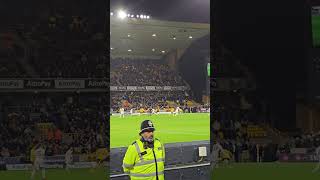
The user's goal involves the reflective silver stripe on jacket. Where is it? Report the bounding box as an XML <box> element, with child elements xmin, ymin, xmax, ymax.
<box><xmin>134</xmin><ymin>142</ymin><xmax>144</xmax><ymax>161</ymax></box>
<box><xmin>129</xmin><ymin>171</ymin><xmax>164</xmax><ymax>177</ymax></box>
<box><xmin>135</xmin><ymin>158</ymin><xmax>165</xmax><ymax>166</ymax></box>
<box><xmin>122</xmin><ymin>163</ymin><xmax>134</xmax><ymax>169</ymax></box>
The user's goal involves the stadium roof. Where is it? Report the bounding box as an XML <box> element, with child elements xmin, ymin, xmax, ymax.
<box><xmin>110</xmin><ymin>17</ymin><xmax>210</xmax><ymax>59</ymax></box>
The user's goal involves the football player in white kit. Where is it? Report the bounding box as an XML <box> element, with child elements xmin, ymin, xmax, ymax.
<box><xmin>312</xmin><ymin>145</ymin><xmax>320</xmax><ymax>173</ymax></box>
<box><xmin>120</xmin><ymin>107</ymin><xmax>125</xmax><ymax>118</ymax></box>
<box><xmin>211</xmin><ymin>139</ymin><xmax>224</xmax><ymax>170</ymax></box>
<box><xmin>65</xmin><ymin>147</ymin><xmax>73</xmax><ymax>172</ymax></box>
<box><xmin>151</xmin><ymin>108</ymin><xmax>156</xmax><ymax>115</ymax></box>
<box><xmin>31</xmin><ymin>143</ymin><xmax>46</xmax><ymax>180</ymax></box>
<box><xmin>173</xmin><ymin>106</ymin><xmax>180</xmax><ymax>116</ymax></box>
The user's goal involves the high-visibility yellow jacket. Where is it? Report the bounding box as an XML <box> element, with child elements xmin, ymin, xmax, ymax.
<box><xmin>96</xmin><ymin>148</ymin><xmax>109</xmax><ymax>161</ymax></box>
<box><xmin>221</xmin><ymin>149</ymin><xmax>232</xmax><ymax>160</ymax></box>
<box><xmin>123</xmin><ymin>138</ymin><xmax>165</xmax><ymax>180</ymax></box>
<box><xmin>30</xmin><ymin>147</ymin><xmax>36</xmax><ymax>163</ymax></box>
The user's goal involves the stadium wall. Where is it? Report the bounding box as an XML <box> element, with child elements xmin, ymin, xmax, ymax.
<box><xmin>164</xmin><ymin>48</ymin><xmax>187</xmax><ymax>71</ymax></box>
<box><xmin>178</xmin><ymin>35</ymin><xmax>210</xmax><ymax>101</ymax></box>
<box><xmin>110</xmin><ymin>141</ymin><xmax>210</xmax><ymax>180</ymax></box>
<box><xmin>296</xmin><ymin>103</ymin><xmax>320</xmax><ymax>132</ymax></box>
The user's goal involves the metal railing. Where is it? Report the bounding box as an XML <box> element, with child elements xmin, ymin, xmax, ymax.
<box><xmin>110</xmin><ymin>162</ymin><xmax>210</xmax><ymax>178</ymax></box>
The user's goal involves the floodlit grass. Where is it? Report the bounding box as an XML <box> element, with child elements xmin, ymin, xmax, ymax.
<box><xmin>110</xmin><ymin>113</ymin><xmax>210</xmax><ymax>148</ymax></box>
<box><xmin>211</xmin><ymin>162</ymin><xmax>320</xmax><ymax>180</ymax></box>
<box><xmin>0</xmin><ymin>168</ymin><xmax>107</xmax><ymax>180</ymax></box>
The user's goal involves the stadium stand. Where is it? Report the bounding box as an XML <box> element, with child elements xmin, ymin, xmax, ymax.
<box><xmin>0</xmin><ymin>0</ymin><xmax>106</xmax><ymax>78</ymax></box>
<box><xmin>110</xmin><ymin>58</ymin><xmax>185</xmax><ymax>86</ymax></box>
<box><xmin>0</xmin><ymin>1</ymin><xmax>108</xmax><ymax>179</ymax></box>
<box><xmin>0</xmin><ymin>93</ymin><xmax>108</xmax><ymax>160</ymax></box>
<box><xmin>211</xmin><ymin>40</ymin><xmax>320</xmax><ymax>165</ymax></box>
<box><xmin>211</xmin><ymin>42</ymin><xmax>275</xmax><ymax>163</ymax></box>
<box><xmin>110</xmin><ymin>53</ymin><xmax>209</xmax><ymax>114</ymax></box>
<box><xmin>109</xmin><ymin>55</ymin><xmax>208</xmax><ymax>114</ymax></box>
<box><xmin>278</xmin><ymin>131</ymin><xmax>320</xmax><ymax>152</ymax></box>
<box><xmin>110</xmin><ymin>91</ymin><xmax>193</xmax><ymax>112</ymax></box>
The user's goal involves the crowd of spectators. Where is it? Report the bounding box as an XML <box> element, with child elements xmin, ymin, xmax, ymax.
<box><xmin>0</xmin><ymin>0</ymin><xmax>106</xmax><ymax>78</ymax></box>
<box><xmin>0</xmin><ymin>93</ymin><xmax>108</xmax><ymax>159</ymax></box>
<box><xmin>212</xmin><ymin>46</ymin><xmax>246</xmax><ymax>78</ymax></box>
<box><xmin>0</xmin><ymin>60</ymin><xmax>28</xmax><ymax>78</ymax></box>
<box><xmin>278</xmin><ymin>132</ymin><xmax>320</xmax><ymax>154</ymax></box>
<box><xmin>111</xmin><ymin>91</ymin><xmax>190</xmax><ymax>111</ymax></box>
<box><xmin>213</xmin><ymin>112</ymin><xmax>320</xmax><ymax>163</ymax></box>
<box><xmin>215</xmin><ymin>138</ymin><xmax>267</xmax><ymax>163</ymax></box>
<box><xmin>30</xmin><ymin>52</ymin><xmax>107</xmax><ymax>78</ymax></box>
<box><xmin>211</xmin><ymin>88</ymin><xmax>272</xmax><ymax>162</ymax></box>
<box><xmin>213</xmin><ymin>105</ymin><xmax>320</xmax><ymax>162</ymax></box>
<box><xmin>111</xmin><ymin>58</ymin><xmax>185</xmax><ymax>86</ymax></box>
<box><xmin>212</xmin><ymin>118</ymin><xmax>272</xmax><ymax>163</ymax></box>
<box><xmin>212</xmin><ymin>90</ymin><xmax>266</xmax><ymax>131</ymax></box>
<box><xmin>26</xmin><ymin>5</ymin><xmax>106</xmax><ymax>78</ymax></box>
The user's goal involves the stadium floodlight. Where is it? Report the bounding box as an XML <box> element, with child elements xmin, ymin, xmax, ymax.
<box><xmin>161</xmin><ymin>50</ymin><xmax>166</xmax><ymax>53</ymax></box>
<box><xmin>147</xmin><ymin>16</ymin><xmax>150</xmax><ymax>19</ymax></box>
<box><xmin>131</xmin><ymin>15</ymin><xmax>134</xmax><ymax>18</ymax></box>
<box><xmin>140</xmin><ymin>15</ymin><xmax>144</xmax><ymax>18</ymax></box>
<box><xmin>136</xmin><ymin>15</ymin><xmax>139</xmax><ymax>18</ymax></box>
<box><xmin>110</xmin><ymin>12</ymin><xmax>114</xmax><ymax>16</ymax></box>
<box><xmin>128</xmin><ymin>49</ymin><xmax>132</xmax><ymax>52</ymax></box>
<box><xmin>117</xmin><ymin>10</ymin><xmax>127</xmax><ymax>20</ymax></box>
<box><xmin>152</xmin><ymin>34</ymin><xmax>156</xmax><ymax>37</ymax></box>
<box><xmin>110</xmin><ymin>47</ymin><xmax>114</xmax><ymax>50</ymax></box>
<box><xmin>189</xmin><ymin>35</ymin><xmax>193</xmax><ymax>39</ymax></box>
<box><xmin>127</xmin><ymin>14</ymin><xmax>130</xmax><ymax>17</ymax></box>
<box><xmin>143</xmin><ymin>15</ymin><xmax>147</xmax><ymax>19</ymax></box>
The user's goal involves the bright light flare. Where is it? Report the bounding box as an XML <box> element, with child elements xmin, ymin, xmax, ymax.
<box><xmin>117</xmin><ymin>10</ymin><xmax>127</xmax><ymax>20</ymax></box>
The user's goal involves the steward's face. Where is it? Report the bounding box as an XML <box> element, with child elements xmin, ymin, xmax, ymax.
<box><xmin>142</xmin><ymin>130</ymin><xmax>154</xmax><ymax>141</ymax></box>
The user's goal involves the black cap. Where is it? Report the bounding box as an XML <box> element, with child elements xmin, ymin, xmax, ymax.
<box><xmin>139</xmin><ymin>120</ymin><xmax>155</xmax><ymax>135</ymax></box>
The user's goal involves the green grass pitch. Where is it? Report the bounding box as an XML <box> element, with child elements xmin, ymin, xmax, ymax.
<box><xmin>211</xmin><ymin>162</ymin><xmax>320</xmax><ymax>180</ymax></box>
<box><xmin>0</xmin><ymin>168</ymin><xmax>107</xmax><ymax>180</ymax></box>
<box><xmin>110</xmin><ymin>113</ymin><xmax>210</xmax><ymax>148</ymax></box>
<box><xmin>313</xmin><ymin>15</ymin><xmax>320</xmax><ymax>46</ymax></box>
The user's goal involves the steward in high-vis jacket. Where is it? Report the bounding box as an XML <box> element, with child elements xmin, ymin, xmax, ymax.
<box><xmin>123</xmin><ymin>120</ymin><xmax>165</xmax><ymax>180</ymax></box>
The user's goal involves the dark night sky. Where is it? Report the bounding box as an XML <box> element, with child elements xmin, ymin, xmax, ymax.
<box><xmin>110</xmin><ymin>0</ymin><xmax>210</xmax><ymax>23</ymax></box>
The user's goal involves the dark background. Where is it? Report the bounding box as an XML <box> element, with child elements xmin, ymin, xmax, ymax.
<box><xmin>309</xmin><ymin>1</ymin><xmax>320</xmax><ymax>103</ymax></box>
<box><xmin>212</xmin><ymin>0</ymin><xmax>309</xmax><ymax>130</ymax></box>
